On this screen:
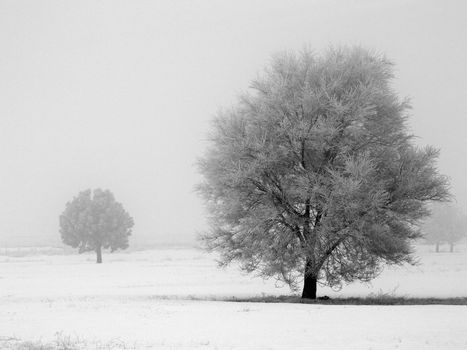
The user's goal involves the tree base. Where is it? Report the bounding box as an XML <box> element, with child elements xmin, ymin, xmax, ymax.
<box><xmin>96</xmin><ymin>246</ymin><xmax>103</xmax><ymax>264</ymax></box>
<box><xmin>301</xmin><ymin>274</ymin><xmax>317</xmax><ymax>299</ymax></box>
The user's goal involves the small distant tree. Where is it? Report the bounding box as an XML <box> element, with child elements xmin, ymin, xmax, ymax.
<box><xmin>59</xmin><ymin>189</ymin><xmax>134</xmax><ymax>263</ymax></box>
<box><xmin>422</xmin><ymin>204</ymin><xmax>467</xmax><ymax>252</ymax></box>
<box><xmin>197</xmin><ymin>47</ymin><xmax>449</xmax><ymax>299</ymax></box>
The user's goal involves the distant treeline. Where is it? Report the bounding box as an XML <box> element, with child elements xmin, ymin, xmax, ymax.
<box><xmin>0</xmin><ymin>233</ymin><xmax>61</xmax><ymax>248</ymax></box>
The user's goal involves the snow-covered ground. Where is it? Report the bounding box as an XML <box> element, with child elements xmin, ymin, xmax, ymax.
<box><xmin>0</xmin><ymin>245</ymin><xmax>466</xmax><ymax>349</ymax></box>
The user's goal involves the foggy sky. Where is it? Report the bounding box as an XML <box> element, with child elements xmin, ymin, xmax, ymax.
<box><xmin>1</xmin><ymin>0</ymin><xmax>466</xmax><ymax>246</ymax></box>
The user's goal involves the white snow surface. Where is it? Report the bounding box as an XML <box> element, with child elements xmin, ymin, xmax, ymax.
<box><xmin>0</xmin><ymin>245</ymin><xmax>466</xmax><ymax>349</ymax></box>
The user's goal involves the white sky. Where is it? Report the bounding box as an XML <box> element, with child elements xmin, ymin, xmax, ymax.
<box><xmin>0</xmin><ymin>0</ymin><xmax>466</xmax><ymax>246</ymax></box>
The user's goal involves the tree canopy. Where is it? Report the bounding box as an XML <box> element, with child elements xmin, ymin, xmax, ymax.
<box><xmin>197</xmin><ymin>47</ymin><xmax>449</xmax><ymax>298</ymax></box>
<box><xmin>59</xmin><ymin>189</ymin><xmax>134</xmax><ymax>263</ymax></box>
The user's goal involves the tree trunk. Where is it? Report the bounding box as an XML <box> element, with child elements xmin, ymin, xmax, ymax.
<box><xmin>96</xmin><ymin>246</ymin><xmax>102</xmax><ymax>264</ymax></box>
<box><xmin>435</xmin><ymin>242</ymin><xmax>440</xmax><ymax>253</ymax></box>
<box><xmin>301</xmin><ymin>259</ymin><xmax>317</xmax><ymax>299</ymax></box>
<box><xmin>450</xmin><ymin>242</ymin><xmax>454</xmax><ymax>253</ymax></box>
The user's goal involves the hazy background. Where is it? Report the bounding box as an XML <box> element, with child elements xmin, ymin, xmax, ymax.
<box><xmin>1</xmin><ymin>0</ymin><xmax>466</xmax><ymax>248</ymax></box>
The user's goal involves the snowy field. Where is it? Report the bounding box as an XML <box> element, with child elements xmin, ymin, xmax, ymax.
<box><xmin>0</xmin><ymin>245</ymin><xmax>466</xmax><ymax>349</ymax></box>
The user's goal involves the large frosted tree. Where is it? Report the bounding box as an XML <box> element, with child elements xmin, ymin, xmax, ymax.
<box><xmin>59</xmin><ymin>189</ymin><xmax>134</xmax><ymax>263</ymax></box>
<box><xmin>197</xmin><ymin>47</ymin><xmax>449</xmax><ymax>299</ymax></box>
